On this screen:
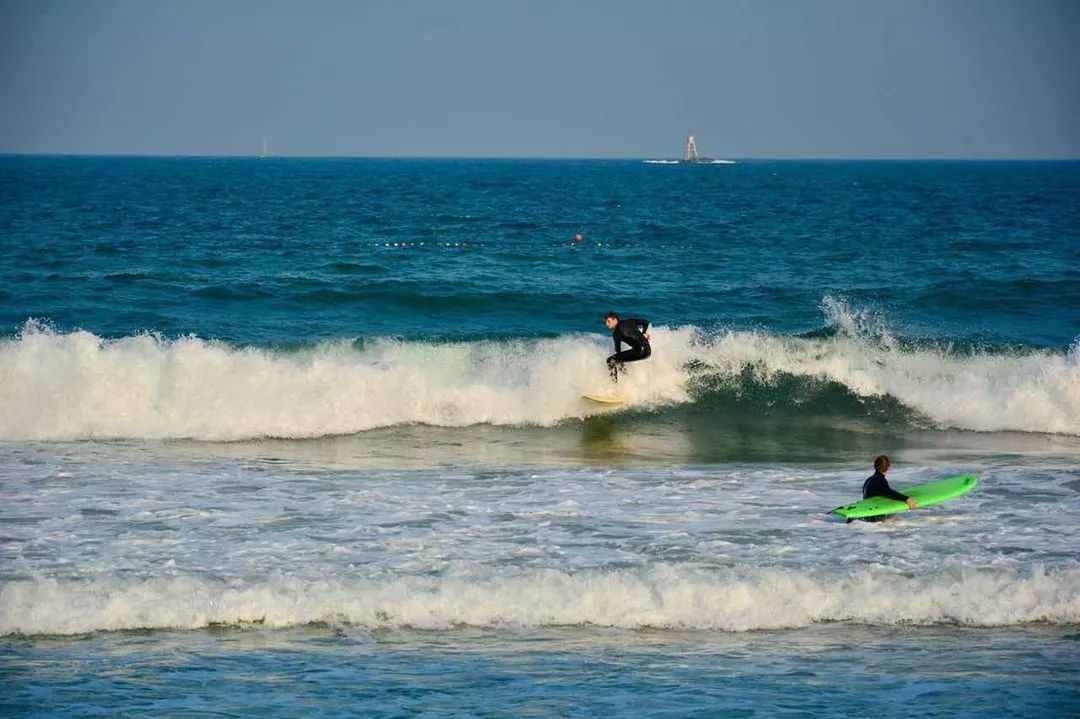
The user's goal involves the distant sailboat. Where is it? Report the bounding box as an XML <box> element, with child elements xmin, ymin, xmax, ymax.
<box><xmin>260</xmin><ymin>136</ymin><xmax>269</xmax><ymax>159</ymax></box>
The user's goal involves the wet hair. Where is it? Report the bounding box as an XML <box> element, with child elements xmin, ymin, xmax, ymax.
<box><xmin>874</xmin><ymin>455</ymin><xmax>891</xmax><ymax>473</ymax></box>
<box><xmin>605</xmin><ymin>311</ymin><xmax>619</xmax><ymax>321</ymax></box>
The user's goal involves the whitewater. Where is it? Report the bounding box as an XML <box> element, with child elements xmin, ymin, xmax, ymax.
<box><xmin>4</xmin><ymin>566</ymin><xmax>1078</xmax><ymax>636</ymax></box>
<box><xmin>2</xmin><ymin>447</ymin><xmax>1078</xmax><ymax>638</ymax></box>
<box><xmin>3</xmin><ymin>309</ymin><xmax>1078</xmax><ymax>441</ymax></box>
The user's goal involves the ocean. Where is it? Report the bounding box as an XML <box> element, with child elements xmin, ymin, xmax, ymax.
<box><xmin>1</xmin><ymin>156</ymin><xmax>1078</xmax><ymax>717</ymax></box>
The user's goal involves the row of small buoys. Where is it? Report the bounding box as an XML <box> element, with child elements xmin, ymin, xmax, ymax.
<box><xmin>375</xmin><ymin>242</ymin><xmax>481</xmax><ymax>248</ymax></box>
<box><xmin>367</xmin><ymin>234</ymin><xmax>626</xmax><ymax>249</ymax></box>
<box><xmin>567</xmin><ymin>233</ymin><xmax>615</xmax><ymax>248</ymax></box>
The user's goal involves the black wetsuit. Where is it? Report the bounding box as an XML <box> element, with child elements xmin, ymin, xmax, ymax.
<box><xmin>607</xmin><ymin>317</ymin><xmax>651</xmax><ymax>381</ymax></box>
<box><xmin>859</xmin><ymin>471</ymin><xmax>909</xmax><ymax>522</ymax></box>
<box><xmin>862</xmin><ymin>472</ymin><xmax>909</xmax><ymax>502</ymax></box>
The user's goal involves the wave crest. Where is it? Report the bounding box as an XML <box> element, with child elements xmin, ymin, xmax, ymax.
<box><xmin>2</xmin><ymin>566</ymin><xmax>1076</xmax><ymax>636</ymax></box>
<box><xmin>1</xmin><ymin>313</ymin><xmax>1078</xmax><ymax>441</ymax></box>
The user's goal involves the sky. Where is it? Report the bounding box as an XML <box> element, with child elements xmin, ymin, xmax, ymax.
<box><xmin>1</xmin><ymin>0</ymin><xmax>1078</xmax><ymax>158</ymax></box>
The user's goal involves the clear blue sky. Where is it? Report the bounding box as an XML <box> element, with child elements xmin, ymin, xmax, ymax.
<box><xmin>1</xmin><ymin>0</ymin><xmax>1077</xmax><ymax>158</ymax></box>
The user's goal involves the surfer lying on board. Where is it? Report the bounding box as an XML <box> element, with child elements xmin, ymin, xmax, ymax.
<box><xmin>604</xmin><ymin>311</ymin><xmax>651</xmax><ymax>382</ymax></box>
<box><xmin>863</xmin><ymin>455</ymin><xmax>917</xmax><ymax>519</ymax></box>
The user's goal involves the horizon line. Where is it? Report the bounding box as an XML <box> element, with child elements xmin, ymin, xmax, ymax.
<box><xmin>1</xmin><ymin>152</ymin><xmax>1078</xmax><ymax>162</ymax></box>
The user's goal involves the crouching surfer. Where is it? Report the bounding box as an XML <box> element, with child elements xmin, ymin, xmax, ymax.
<box><xmin>603</xmin><ymin>311</ymin><xmax>651</xmax><ymax>383</ymax></box>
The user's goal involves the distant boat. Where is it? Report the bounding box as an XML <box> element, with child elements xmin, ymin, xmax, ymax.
<box><xmin>644</xmin><ymin>135</ymin><xmax>735</xmax><ymax>165</ymax></box>
<box><xmin>260</xmin><ymin>136</ymin><xmax>269</xmax><ymax>159</ymax></box>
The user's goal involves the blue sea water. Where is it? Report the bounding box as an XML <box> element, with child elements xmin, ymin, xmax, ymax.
<box><xmin>1</xmin><ymin>156</ymin><xmax>1078</xmax><ymax>717</ymax></box>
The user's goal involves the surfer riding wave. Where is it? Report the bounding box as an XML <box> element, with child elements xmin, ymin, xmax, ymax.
<box><xmin>604</xmin><ymin>312</ymin><xmax>651</xmax><ymax>382</ymax></box>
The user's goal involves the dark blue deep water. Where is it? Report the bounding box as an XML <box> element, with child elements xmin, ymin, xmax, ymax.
<box><xmin>1</xmin><ymin>157</ymin><xmax>1078</xmax><ymax>718</ymax></box>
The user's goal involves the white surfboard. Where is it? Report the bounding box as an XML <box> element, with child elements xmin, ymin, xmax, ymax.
<box><xmin>582</xmin><ymin>393</ymin><xmax>630</xmax><ymax>404</ymax></box>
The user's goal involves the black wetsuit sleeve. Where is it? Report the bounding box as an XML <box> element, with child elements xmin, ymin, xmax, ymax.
<box><xmin>863</xmin><ymin>473</ymin><xmax>909</xmax><ymax>502</ymax></box>
<box><xmin>613</xmin><ymin>318</ymin><xmax>651</xmax><ymax>352</ymax></box>
<box><xmin>879</xmin><ymin>486</ymin><xmax>910</xmax><ymax>502</ymax></box>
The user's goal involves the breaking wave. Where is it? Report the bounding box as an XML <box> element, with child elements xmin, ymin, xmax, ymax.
<box><xmin>2</xmin><ymin>565</ymin><xmax>1076</xmax><ymax>636</ymax></box>
<box><xmin>1</xmin><ymin>300</ymin><xmax>1077</xmax><ymax>441</ymax></box>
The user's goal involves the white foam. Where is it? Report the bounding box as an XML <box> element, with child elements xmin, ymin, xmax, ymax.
<box><xmin>0</xmin><ymin>322</ymin><xmax>690</xmax><ymax>441</ymax></box>
<box><xmin>1</xmin><ymin>311</ymin><xmax>1078</xmax><ymax>441</ymax></box>
<box><xmin>703</xmin><ymin>298</ymin><xmax>1080</xmax><ymax>435</ymax></box>
<box><xmin>2</xmin><ymin>566</ymin><xmax>1076</xmax><ymax>636</ymax></box>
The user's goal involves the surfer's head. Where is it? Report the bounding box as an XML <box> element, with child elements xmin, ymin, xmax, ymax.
<box><xmin>874</xmin><ymin>455</ymin><xmax>891</xmax><ymax>474</ymax></box>
<box><xmin>604</xmin><ymin>312</ymin><xmax>619</xmax><ymax>330</ymax></box>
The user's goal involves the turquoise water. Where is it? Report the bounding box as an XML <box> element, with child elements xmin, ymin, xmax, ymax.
<box><xmin>2</xmin><ymin>157</ymin><xmax>1078</xmax><ymax>345</ymax></box>
<box><xmin>1</xmin><ymin>157</ymin><xmax>1078</xmax><ymax>717</ymax></box>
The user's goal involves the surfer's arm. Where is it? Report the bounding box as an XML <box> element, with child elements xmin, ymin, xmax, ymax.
<box><xmin>865</xmin><ymin>475</ymin><xmax>915</xmax><ymax>507</ymax></box>
<box><xmin>880</xmin><ymin>486</ymin><xmax>911</xmax><ymax>504</ymax></box>
<box><xmin>633</xmin><ymin>318</ymin><xmax>651</xmax><ymax>341</ymax></box>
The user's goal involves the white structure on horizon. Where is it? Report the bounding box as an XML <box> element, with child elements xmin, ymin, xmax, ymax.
<box><xmin>684</xmin><ymin>134</ymin><xmax>701</xmax><ymax>162</ymax></box>
<box><xmin>643</xmin><ymin>134</ymin><xmax>735</xmax><ymax>165</ymax></box>
<box><xmin>260</xmin><ymin>136</ymin><xmax>269</xmax><ymax>159</ymax></box>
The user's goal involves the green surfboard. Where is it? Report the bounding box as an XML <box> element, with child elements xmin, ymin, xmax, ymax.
<box><xmin>832</xmin><ymin>474</ymin><xmax>978</xmax><ymax>520</ymax></box>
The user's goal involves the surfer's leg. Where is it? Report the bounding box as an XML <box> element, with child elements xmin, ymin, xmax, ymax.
<box><xmin>607</xmin><ymin>347</ymin><xmax>650</xmax><ymax>382</ymax></box>
<box><xmin>606</xmin><ymin>353</ymin><xmax>622</xmax><ymax>382</ymax></box>
<box><xmin>620</xmin><ymin>346</ymin><xmax>650</xmax><ymax>367</ymax></box>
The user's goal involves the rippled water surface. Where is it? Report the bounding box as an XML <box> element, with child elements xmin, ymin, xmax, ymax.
<box><xmin>1</xmin><ymin>157</ymin><xmax>1078</xmax><ymax>716</ymax></box>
